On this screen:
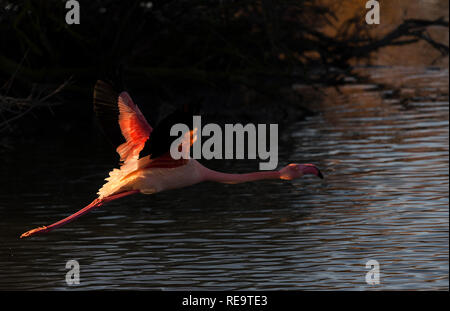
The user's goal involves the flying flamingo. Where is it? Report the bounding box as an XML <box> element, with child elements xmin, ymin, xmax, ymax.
<box><xmin>20</xmin><ymin>81</ymin><xmax>323</xmax><ymax>238</ymax></box>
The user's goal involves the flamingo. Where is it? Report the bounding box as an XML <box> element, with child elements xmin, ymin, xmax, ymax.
<box><xmin>20</xmin><ymin>81</ymin><xmax>323</xmax><ymax>238</ymax></box>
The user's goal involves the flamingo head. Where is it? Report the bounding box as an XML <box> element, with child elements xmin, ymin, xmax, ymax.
<box><xmin>279</xmin><ymin>163</ymin><xmax>324</xmax><ymax>180</ymax></box>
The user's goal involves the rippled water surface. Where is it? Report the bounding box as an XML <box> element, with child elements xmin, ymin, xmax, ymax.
<box><xmin>0</xmin><ymin>67</ymin><xmax>448</xmax><ymax>290</ymax></box>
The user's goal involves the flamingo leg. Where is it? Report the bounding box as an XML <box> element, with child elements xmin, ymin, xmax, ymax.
<box><xmin>20</xmin><ymin>190</ymin><xmax>140</xmax><ymax>238</ymax></box>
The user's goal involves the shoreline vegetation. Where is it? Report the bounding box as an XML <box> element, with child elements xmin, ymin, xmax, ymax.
<box><xmin>0</xmin><ymin>0</ymin><xmax>448</xmax><ymax>143</ymax></box>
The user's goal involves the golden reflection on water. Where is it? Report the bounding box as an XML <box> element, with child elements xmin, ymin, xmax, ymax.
<box><xmin>320</xmin><ymin>0</ymin><xmax>449</xmax><ymax>67</ymax></box>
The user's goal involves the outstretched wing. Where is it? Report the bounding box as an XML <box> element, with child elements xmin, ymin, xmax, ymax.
<box><xmin>93</xmin><ymin>80</ymin><xmax>123</xmax><ymax>148</ymax></box>
<box><xmin>94</xmin><ymin>80</ymin><xmax>153</xmax><ymax>163</ymax></box>
<box><xmin>94</xmin><ymin>80</ymin><xmax>202</xmax><ymax>163</ymax></box>
<box><xmin>141</xmin><ymin>101</ymin><xmax>201</xmax><ymax>159</ymax></box>
<box><xmin>116</xmin><ymin>91</ymin><xmax>153</xmax><ymax>163</ymax></box>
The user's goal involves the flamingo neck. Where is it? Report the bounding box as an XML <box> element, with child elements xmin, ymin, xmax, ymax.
<box><xmin>202</xmin><ymin>167</ymin><xmax>281</xmax><ymax>184</ymax></box>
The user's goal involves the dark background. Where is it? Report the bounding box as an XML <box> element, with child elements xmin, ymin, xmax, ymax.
<box><xmin>1</xmin><ymin>0</ymin><xmax>447</xmax><ymax>145</ymax></box>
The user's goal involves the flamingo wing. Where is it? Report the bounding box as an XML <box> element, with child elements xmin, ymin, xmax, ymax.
<box><xmin>94</xmin><ymin>80</ymin><xmax>202</xmax><ymax>163</ymax></box>
<box><xmin>93</xmin><ymin>80</ymin><xmax>123</xmax><ymax>148</ymax></box>
<box><xmin>141</xmin><ymin>101</ymin><xmax>201</xmax><ymax>159</ymax></box>
<box><xmin>116</xmin><ymin>91</ymin><xmax>153</xmax><ymax>163</ymax></box>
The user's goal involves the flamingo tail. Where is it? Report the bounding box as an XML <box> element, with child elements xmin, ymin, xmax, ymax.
<box><xmin>20</xmin><ymin>190</ymin><xmax>140</xmax><ymax>238</ymax></box>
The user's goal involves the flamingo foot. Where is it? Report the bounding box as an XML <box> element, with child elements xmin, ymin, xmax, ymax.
<box><xmin>20</xmin><ymin>226</ymin><xmax>49</xmax><ymax>238</ymax></box>
<box><xmin>20</xmin><ymin>190</ymin><xmax>140</xmax><ymax>239</ymax></box>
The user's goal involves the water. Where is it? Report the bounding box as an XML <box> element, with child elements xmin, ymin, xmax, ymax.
<box><xmin>0</xmin><ymin>66</ymin><xmax>447</xmax><ymax>290</ymax></box>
